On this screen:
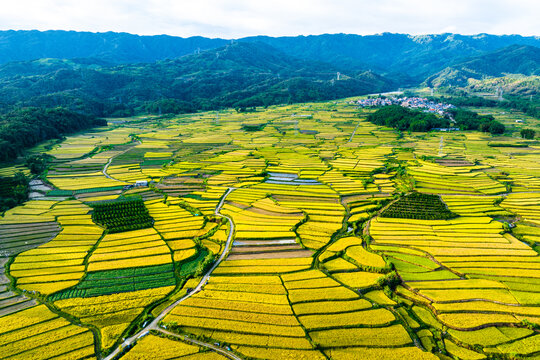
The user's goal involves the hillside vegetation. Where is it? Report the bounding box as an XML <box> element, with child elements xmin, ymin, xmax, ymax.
<box><xmin>0</xmin><ymin>42</ymin><xmax>394</xmax><ymax>116</ymax></box>
<box><xmin>1</xmin><ymin>30</ymin><xmax>539</xmax><ymax>78</ymax></box>
<box><xmin>425</xmin><ymin>45</ymin><xmax>540</xmax><ymax>88</ymax></box>
<box><xmin>0</xmin><ymin>107</ymin><xmax>105</xmax><ymax>161</ymax></box>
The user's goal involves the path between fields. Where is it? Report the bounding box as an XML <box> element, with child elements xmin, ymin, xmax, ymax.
<box><xmin>156</xmin><ymin>329</ymin><xmax>243</xmax><ymax>360</ymax></box>
<box><xmin>348</xmin><ymin>121</ymin><xmax>360</xmax><ymax>143</ymax></box>
<box><xmin>102</xmin><ymin>141</ymin><xmax>140</xmax><ymax>182</ymax></box>
<box><xmin>103</xmin><ymin>187</ymin><xmax>238</xmax><ymax>360</ymax></box>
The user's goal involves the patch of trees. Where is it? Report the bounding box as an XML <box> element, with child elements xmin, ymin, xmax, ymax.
<box><xmin>449</xmin><ymin>109</ymin><xmax>505</xmax><ymax>134</ymax></box>
<box><xmin>500</xmin><ymin>96</ymin><xmax>540</xmax><ymax>119</ymax></box>
<box><xmin>25</xmin><ymin>154</ymin><xmax>53</xmax><ymax>175</ymax></box>
<box><xmin>241</xmin><ymin>123</ymin><xmax>267</xmax><ymax>132</ymax></box>
<box><xmin>521</xmin><ymin>128</ymin><xmax>536</xmax><ymax>139</ymax></box>
<box><xmin>381</xmin><ymin>193</ymin><xmax>457</xmax><ymax>220</ymax></box>
<box><xmin>91</xmin><ymin>197</ymin><xmax>154</xmax><ymax>233</ymax></box>
<box><xmin>429</xmin><ymin>95</ymin><xmax>498</xmax><ymax>107</ymax></box>
<box><xmin>0</xmin><ymin>172</ymin><xmax>29</xmax><ymax>213</ymax></box>
<box><xmin>366</xmin><ymin>106</ymin><xmax>449</xmax><ymax>132</ymax></box>
<box><xmin>433</xmin><ymin>95</ymin><xmax>540</xmax><ymax>120</ymax></box>
<box><xmin>0</xmin><ymin>107</ymin><xmax>106</xmax><ymax>162</ymax></box>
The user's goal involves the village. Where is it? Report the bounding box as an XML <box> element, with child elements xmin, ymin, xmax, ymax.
<box><xmin>357</xmin><ymin>96</ymin><xmax>456</xmax><ymax>116</ymax></box>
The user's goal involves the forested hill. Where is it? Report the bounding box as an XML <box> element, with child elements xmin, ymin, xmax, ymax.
<box><xmin>0</xmin><ymin>107</ymin><xmax>105</xmax><ymax>162</ymax></box>
<box><xmin>425</xmin><ymin>45</ymin><xmax>540</xmax><ymax>87</ymax></box>
<box><xmin>1</xmin><ymin>30</ymin><xmax>539</xmax><ymax>79</ymax></box>
<box><xmin>240</xmin><ymin>33</ymin><xmax>540</xmax><ymax>78</ymax></box>
<box><xmin>0</xmin><ymin>42</ymin><xmax>395</xmax><ymax>117</ymax></box>
<box><xmin>0</xmin><ymin>30</ymin><xmax>229</xmax><ymax>64</ymax></box>
<box><xmin>0</xmin><ymin>30</ymin><xmax>537</xmax><ymax>118</ymax></box>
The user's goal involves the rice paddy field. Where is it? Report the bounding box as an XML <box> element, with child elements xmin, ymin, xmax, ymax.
<box><xmin>0</xmin><ymin>98</ymin><xmax>539</xmax><ymax>359</ymax></box>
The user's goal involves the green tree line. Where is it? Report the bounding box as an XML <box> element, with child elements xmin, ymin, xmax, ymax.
<box><xmin>0</xmin><ymin>107</ymin><xmax>106</xmax><ymax>162</ymax></box>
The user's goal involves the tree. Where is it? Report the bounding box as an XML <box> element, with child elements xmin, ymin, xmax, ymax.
<box><xmin>489</xmin><ymin>121</ymin><xmax>505</xmax><ymax>135</ymax></box>
<box><xmin>25</xmin><ymin>154</ymin><xmax>52</xmax><ymax>175</ymax></box>
<box><xmin>521</xmin><ymin>128</ymin><xmax>536</xmax><ymax>139</ymax></box>
<box><xmin>479</xmin><ymin>122</ymin><xmax>492</xmax><ymax>132</ymax></box>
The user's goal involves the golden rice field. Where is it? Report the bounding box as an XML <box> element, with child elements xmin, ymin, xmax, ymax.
<box><xmin>0</xmin><ymin>98</ymin><xmax>539</xmax><ymax>359</ymax></box>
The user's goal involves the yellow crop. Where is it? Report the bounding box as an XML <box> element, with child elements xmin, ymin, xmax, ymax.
<box><xmin>171</xmin><ymin>305</ymin><xmax>299</xmax><ymax>326</ymax></box>
<box><xmin>201</xmin><ymin>330</ymin><xmax>314</xmax><ymax>349</ymax></box>
<box><xmin>123</xmin><ymin>335</ymin><xmax>199</xmax><ymax>359</ymax></box>
<box><xmin>0</xmin><ymin>305</ymin><xmax>57</xmax><ymax>334</ymax></box>
<box><xmin>310</xmin><ymin>324</ymin><xmax>413</xmax><ymax>347</ymax></box>
<box><xmin>288</xmin><ymin>286</ymin><xmax>358</xmax><ymax>303</ymax></box>
<box><xmin>327</xmin><ymin>347</ymin><xmax>438</xmax><ymax>360</ymax></box>
<box><xmin>166</xmin><ymin>314</ymin><xmax>305</xmax><ymax>337</ymax></box>
<box><xmin>87</xmin><ymin>254</ymin><xmax>171</xmax><ymax>271</ymax></box>
<box><xmin>332</xmin><ymin>271</ymin><xmax>384</xmax><ymax>289</ymax></box>
<box><xmin>326</xmin><ymin>236</ymin><xmax>362</xmax><ymax>252</ymax></box>
<box><xmin>283</xmin><ymin>276</ymin><xmax>340</xmax><ymax>290</ymax></box>
<box><xmin>438</xmin><ymin>313</ymin><xmax>519</xmax><ymax>328</ymax></box>
<box><xmin>235</xmin><ymin>346</ymin><xmax>325</xmax><ymax>360</ymax></box>
<box><xmin>299</xmin><ymin>308</ymin><xmax>395</xmax><ymax>329</ymax></box>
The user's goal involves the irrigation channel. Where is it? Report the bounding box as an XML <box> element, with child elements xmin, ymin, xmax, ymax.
<box><xmin>103</xmin><ymin>187</ymin><xmax>241</xmax><ymax>360</ymax></box>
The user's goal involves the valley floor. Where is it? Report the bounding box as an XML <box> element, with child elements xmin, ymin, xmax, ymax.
<box><xmin>0</xmin><ymin>99</ymin><xmax>539</xmax><ymax>360</ymax></box>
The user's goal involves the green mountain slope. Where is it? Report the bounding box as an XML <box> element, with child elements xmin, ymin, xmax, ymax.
<box><xmin>0</xmin><ymin>30</ymin><xmax>539</xmax><ymax>79</ymax></box>
<box><xmin>0</xmin><ymin>42</ymin><xmax>395</xmax><ymax>116</ymax></box>
<box><xmin>425</xmin><ymin>45</ymin><xmax>540</xmax><ymax>88</ymax></box>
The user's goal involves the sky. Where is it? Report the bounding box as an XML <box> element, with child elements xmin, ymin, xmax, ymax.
<box><xmin>0</xmin><ymin>0</ymin><xmax>538</xmax><ymax>38</ymax></box>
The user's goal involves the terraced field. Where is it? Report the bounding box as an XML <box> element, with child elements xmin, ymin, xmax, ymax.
<box><xmin>0</xmin><ymin>98</ymin><xmax>539</xmax><ymax>359</ymax></box>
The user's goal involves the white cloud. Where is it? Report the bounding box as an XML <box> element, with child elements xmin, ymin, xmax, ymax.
<box><xmin>0</xmin><ymin>0</ymin><xmax>537</xmax><ymax>37</ymax></box>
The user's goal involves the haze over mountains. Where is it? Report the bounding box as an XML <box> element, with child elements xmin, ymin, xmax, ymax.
<box><xmin>0</xmin><ymin>30</ymin><xmax>538</xmax><ymax>116</ymax></box>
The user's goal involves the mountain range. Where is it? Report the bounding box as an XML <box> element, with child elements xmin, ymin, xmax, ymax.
<box><xmin>0</xmin><ymin>30</ymin><xmax>537</xmax><ymax>116</ymax></box>
<box><xmin>0</xmin><ymin>41</ymin><xmax>394</xmax><ymax>116</ymax></box>
<box><xmin>425</xmin><ymin>44</ymin><xmax>540</xmax><ymax>88</ymax></box>
<box><xmin>1</xmin><ymin>31</ymin><xmax>539</xmax><ymax>77</ymax></box>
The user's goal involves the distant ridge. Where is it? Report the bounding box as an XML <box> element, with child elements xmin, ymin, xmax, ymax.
<box><xmin>0</xmin><ymin>30</ymin><xmax>538</xmax><ymax>79</ymax></box>
<box><xmin>0</xmin><ymin>41</ymin><xmax>394</xmax><ymax>116</ymax></box>
<box><xmin>0</xmin><ymin>30</ymin><xmax>229</xmax><ymax>64</ymax></box>
<box><xmin>425</xmin><ymin>45</ymin><xmax>540</xmax><ymax>87</ymax></box>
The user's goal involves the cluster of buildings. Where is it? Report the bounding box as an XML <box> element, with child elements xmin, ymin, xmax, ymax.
<box><xmin>357</xmin><ymin>97</ymin><xmax>456</xmax><ymax>116</ymax></box>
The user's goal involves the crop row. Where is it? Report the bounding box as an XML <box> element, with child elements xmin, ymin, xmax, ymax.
<box><xmin>91</xmin><ymin>198</ymin><xmax>154</xmax><ymax>233</ymax></box>
<box><xmin>381</xmin><ymin>193</ymin><xmax>457</xmax><ymax>220</ymax></box>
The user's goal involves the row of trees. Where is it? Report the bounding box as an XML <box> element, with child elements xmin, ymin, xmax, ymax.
<box><xmin>381</xmin><ymin>193</ymin><xmax>457</xmax><ymax>220</ymax></box>
<box><xmin>449</xmin><ymin>109</ymin><xmax>505</xmax><ymax>135</ymax></box>
<box><xmin>366</xmin><ymin>106</ymin><xmax>448</xmax><ymax>132</ymax></box>
<box><xmin>91</xmin><ymin>198</ymin><xmax>154</xmax><ymax>233</ymax></box>
<box><xmin>366</xmin><ymin>106</ymin><xmax>506</xmax><ymax>135</ymax></box>
<box><xmin>429</xmin><ymin>94</ymin><xmax>540</xmax><ymax>120</ymax></box>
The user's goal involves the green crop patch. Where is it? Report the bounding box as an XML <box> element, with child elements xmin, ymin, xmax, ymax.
<box><xmin>49</xmin><ymin>263</ymin><xmax>176</xmax><ymax>300</ymax></box>
<box><xmin>179</xmin><ymin>248</ymin><xmax>209</xmax><ymax>277</ymax></box>
<box><xmin>91</xmin><ymin>197</ymin><xmax>154</xmax><ymax>233</ymax></box>
<box><xmin>74</xmin><ymin>185</ymin><xmax>125</xmax><ymax>194</ymax></box>
<box><xmin>381</xmin><ymin>193</ymin><xmax>457</xmax><ymax>220</ymax></box>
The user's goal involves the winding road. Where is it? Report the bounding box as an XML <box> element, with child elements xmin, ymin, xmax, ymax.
<box><xmin>156</xmin><ymin>329</ymin><xmax>242</xmax><ymax>360</ymax></box>
<box><xmin>103</xmin><ymin>187</ymin><xmax>238</xmax><ymax>360</ymax></box>
<box><xmin>102</xmin><ymin>142</ymin><xmax>140</xmax><ymax>182</ymax></box>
